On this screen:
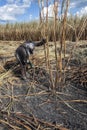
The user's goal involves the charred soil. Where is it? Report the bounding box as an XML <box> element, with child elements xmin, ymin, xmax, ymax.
<box><xmin>0</xmin><ymin>41</ymin><xmax>87</xmax><ymax>130</ymax></box>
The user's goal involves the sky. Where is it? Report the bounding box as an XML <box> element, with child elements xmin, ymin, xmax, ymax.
<box><xmin>0</xmin><ymin>0</ymin><xmax>87</xmax><ymax>23</ymax></box>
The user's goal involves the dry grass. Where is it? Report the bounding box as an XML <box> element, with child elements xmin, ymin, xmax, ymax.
<box><xmin>0</xmin><ymin>0</ymin><xmax>87</xmax><ymax>129</ymax></box>
<box><xmin>0</xmin><ymin>15</ymin><xmax>87</xmax><ymax>41</ymax></box>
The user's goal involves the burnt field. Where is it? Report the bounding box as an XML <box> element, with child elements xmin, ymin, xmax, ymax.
<box><xmin>0</xmin><ymin>40</ymin><xmax>87</xmax><ymax>130</ymax></box>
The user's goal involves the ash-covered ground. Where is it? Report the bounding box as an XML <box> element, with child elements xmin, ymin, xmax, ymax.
<box><xmin>0</xmin><ymin>41</ymin><xmax>87</xmax><ymax>130</ymax></box>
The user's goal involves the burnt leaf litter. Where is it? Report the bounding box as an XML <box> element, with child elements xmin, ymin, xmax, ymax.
<box><xmin>0</xmin><ymin>41</ymin><xmax>87</xmax><ymax>130</ymax></box>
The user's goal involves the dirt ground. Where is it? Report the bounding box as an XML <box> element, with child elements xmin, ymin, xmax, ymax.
<box><xmin>0</xmin><ymin>40</ymin><xmax>87</xmax><ymax>130</ymax></box>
